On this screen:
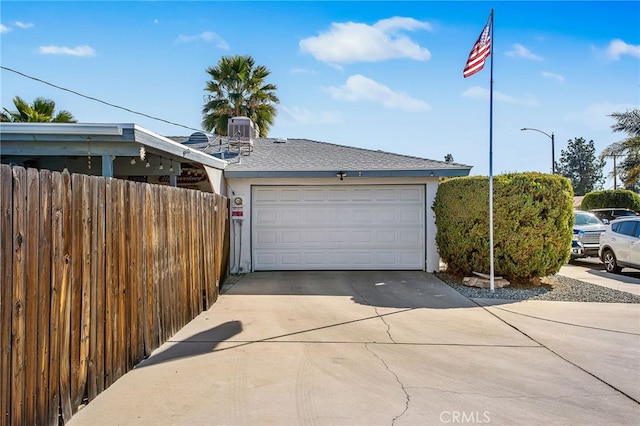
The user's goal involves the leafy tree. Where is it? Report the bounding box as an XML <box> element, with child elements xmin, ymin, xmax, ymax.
<box><xmin>202</xmin><ymin>55</ymin><xmax>279</xmax><ymax>137</ymax></box>
<box><xmin>555</xmin><ymin>137</ymin><xmax>605</xmax><ymax>196</ymax></box>
<box><xmin>600</xmin><ymin>109</ymin><xmax>640</xmax><ymax>190</ymax></box>
<box><xmin>0</xmin><ymin>96</ymin><xmax>77</xmax><ymax>123</ymax></box>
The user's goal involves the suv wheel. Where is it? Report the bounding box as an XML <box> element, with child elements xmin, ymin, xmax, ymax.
<box><xmin>602</xmin><ymin>249</ymin><xmax>622</xmax><ymax>273</ymax></box>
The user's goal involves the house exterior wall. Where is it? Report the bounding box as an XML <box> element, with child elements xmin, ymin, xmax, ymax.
<box><xmin>225</xmin><ymin>176</ymin><xmax>441</xmax><ymax>274</ymax></box>
<box><xmin>204</xmin><ymin>166</ymin><xmax>226</xmax><ymax>195</ymax></box>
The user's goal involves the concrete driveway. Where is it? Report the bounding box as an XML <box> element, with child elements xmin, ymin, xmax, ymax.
<box><xmin>69</xmin><ymin>271</ymin><xmax>639</xmax><ymax>425</ymax></box>
<box><xmin>561</xmin><ymin>257</ymin><xmax>640</xmax><ymax>296</ymax></box>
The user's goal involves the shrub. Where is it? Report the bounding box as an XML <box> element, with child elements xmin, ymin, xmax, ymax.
<box><xmin>581</xmin><ymin>189</ymin><xmax>640</xmax><ymax>212</ymax></box>
<box><xmin>433</xmin><ymin>173</ymin><xmax>574</xmax><ymax>282</ymax></box>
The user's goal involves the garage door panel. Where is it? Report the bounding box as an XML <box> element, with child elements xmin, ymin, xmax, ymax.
<box><xmin>255</xmin><ymin>208</ymin><xmax>277</xmax><ymax>224</ymax></box>
<box><xmin>400</xmin><ymin>187</ymin><xmax>422</xmax><ymax>200</ymax></box>
<box><xmin>255</xmin><ymin>188</ymin><xmax>277</xmax><ymax>202</ymax></box>
<box><xmin>303</xmin><ymin>188</ymin><xmax>325</xmax><ymax>201</ymax></box>
<box><xmin>253</xmin><ymin>185</ymin><xmax>424</xmax><ymax>270</ymax></box>
<box><xmin>256</xmin><ymin>229</ymin><xmax>421</xmax><ymax>249</ymax></box>
<box><xmin>352</xmin><ymin>209</ymin><xmax>372</xmax><ymax>223</ymax></box>
<box><xmin>375</xmin><ymin>188</ymin><xmax>396</xmax><ymax>201</ymax></box>
<box><xmin>327</xmin><ymin>188</ymin><xmax>350</xmax><ymax>201</ymax></box>
<box><xmin>281</xmin><ymin>230</ymin><xmax>301</xmax><ymax>243</ymax></box>
<box><xmin>256</xmin><ymin>230</ymin><xmax>277</xmax><ymax>244</ymax></box>
<box><xmin>375</xmin><ymin>209</ymin><xmax>396</xmax><ymax>222</ymax></box>
<box><xmin>400</xmin><ymin>208</ymin><xmax>422</xmax><ymax>224</ymax></box>
<box><xmin>281</xmin><ymin>188</ymin><xmax>302</xmax><ymax>201</ymax></box>
<box><xmin>255</xmin><ymin>252</ymin><xmax>277</xmax><ymax>267</ymax></box>
<box><xmin>281</xmin><ymin>252</ymin><xmax>301</xmax><ymax>265</ymax></box>
<box><xmin>253</xmin><ymin>249</ymin><xmax>423</xmax><ymax>270</ymax></box>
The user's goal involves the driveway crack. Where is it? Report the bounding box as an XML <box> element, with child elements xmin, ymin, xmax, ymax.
<box><xmin>374</xmin><ymin>306</ymin><xmax>396</xmax><ymax>343</ymax></box>
<box><xmin>365</xmin><ymin>343</ymin><xmax>409</xmax><ymax>425</ymax></box>
<box><xmin>345</xmin><ymin>272</ymin><xmax>396</xmax><ymax>343</ymax></box>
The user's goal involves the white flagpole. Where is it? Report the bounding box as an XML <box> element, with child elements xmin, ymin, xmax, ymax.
<box><xmin>488</xmin><ymin>9</ymin><xmax>495</xmax><ymax>292</ymax></box>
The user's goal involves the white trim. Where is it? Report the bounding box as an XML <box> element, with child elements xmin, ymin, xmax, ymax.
<box><xmin>0</xmin><ymin>122</ymin><xmax>123</xmax><ymax>135</ymax></box>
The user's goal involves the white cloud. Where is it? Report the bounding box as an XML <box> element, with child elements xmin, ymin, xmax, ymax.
<box><xmin>38</xmin><ymin>45</ymin><xmax>95</xmax><ymax>57</ymax></box>
<box><xmin>541</xmin><ymin>71</ymin><xmax>564</xmax><ymax>82</ymax></box>
<box><xmin>505</xmin><ymin>43</ymin><xmax>543</xmax><ymax>61</ymax></box>
<box><xmin>604</xmin><ymin>39</ymin><xmax>640</xmax><ymax>60</ymax></box>
<box><xmin>564</xmin><ymin>101</ymin><xmax>637</xmax><ymax>131</ymax></box>
<box><xmin>462</xmin><ymin>86</ymin><xmax>538</xmax><ymax>106</ymax></box>
<box><xmin>325</xmin><ymin>74</ymin><xmax>431</xmax><ymax>112</ymax></box>
<box><xmin>174</xmin><ymin>31</ymin><xmax>229</xmax><ymax>49</ymax></box>
<box><xmin>300</xmin><ymin>17</ymin><xmax>432</xmax><ymax>64</ymax></box>
<box><xmin>0</xmin><ymin>24</ymin><xmax>11</xmax><ymax>33</ymax></box>
<box><xmin>15</xmin><ymin>21</ymin><xmax>34</xmax><ymax>29</ymax></box>
<box><xmin>374</xmin><ymin>16</ymin><xmax>433</xmax><ymax>33</ymax></box>
<box><xmin>279</xmin><ymin>106</ymin><xmax>343</xmax><ymax>125</ymax></box>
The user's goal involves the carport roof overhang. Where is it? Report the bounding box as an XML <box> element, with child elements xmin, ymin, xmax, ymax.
<box><xmin>224</xmin><ymin>168</ymin><xmax>471</xmax><ymax>178</ymax></box>
<box><xmin>0</xmin><ymin>122</ymin><xmax>227</xmax><ymax>170</ymax></box>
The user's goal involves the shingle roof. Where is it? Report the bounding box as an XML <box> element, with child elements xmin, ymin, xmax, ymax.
<box><xmin>169</xmin><ymin>136</ymin><xmax>472</xmax><ymax>178</ymax></box>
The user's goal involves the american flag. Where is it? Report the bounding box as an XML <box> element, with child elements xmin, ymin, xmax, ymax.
<box><xmin>463</xmin><ymin>12</ymin><xmax>492</xmax><ymax>78</ymax></box>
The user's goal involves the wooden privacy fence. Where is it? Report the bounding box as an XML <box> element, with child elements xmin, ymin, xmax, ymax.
<box><xmin>0</xmin><ymin>164</ymin><xmax>230</xmax><ymax>426</ymax></box>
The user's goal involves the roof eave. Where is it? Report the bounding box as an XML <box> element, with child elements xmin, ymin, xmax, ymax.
<box><xmin>0</xmin><ymin>122</ymin><xmax>227</xmax><ymax>170</ymax></box>
<box><xmin>224</xmin><ymin>168</ymin><xmax>472</xmax><ymax>179</ymax></box>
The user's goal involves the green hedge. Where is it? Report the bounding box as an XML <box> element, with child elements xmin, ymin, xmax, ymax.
<box><xmin>433</xmin><ymin>173</ymin><xmax>574</xmax><ymax>281</ymax></box>
<box><xmin>581</xmin><ymin>189</ymin><xmax>640</xmax><ymax>211</ymax></box>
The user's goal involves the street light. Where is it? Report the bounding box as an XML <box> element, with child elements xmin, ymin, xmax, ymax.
<box><xmin>521</xmin><ymin>128</ymin><xmax>555</xmax><ymax>174</ymax></box>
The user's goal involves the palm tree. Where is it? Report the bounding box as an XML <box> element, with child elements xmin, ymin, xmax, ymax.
<box><xmin>202</xmin><ymin>55</ymin><xmax>279</xmax><ymax>137</ymax></box>
<box><xmin>601</xmin><ymin>109</ymin><xmax>640</xmax><ymax>188</ymax></box>
<box><xmin>1</xmin><ymin>96</ymin><xmax>77</xmax><ymax>123</ymax></box>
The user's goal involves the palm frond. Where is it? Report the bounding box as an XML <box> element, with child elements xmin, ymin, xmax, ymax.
<box><xmin>202</xmin><ymin>54</ymin><xmax>279</xmax><ymax>137</ymax></box>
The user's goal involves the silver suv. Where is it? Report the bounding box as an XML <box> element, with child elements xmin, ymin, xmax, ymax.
<box><xmin>599</xmin><ymin>217</ymin><xmax>640</xmax><ymax>273</ymax></box>
<box><xmin>572</xmin><ymin>210</ymin><xmax>608</xmax><ymax>260</ymax></box>
<box><xmin>589</xmin><ymin>208</ymin><xmax>639</xmax><ymax>223</ymax></box>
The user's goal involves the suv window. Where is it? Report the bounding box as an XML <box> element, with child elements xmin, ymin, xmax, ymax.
<box><xmin>613</xmin><ymin>220</ymin><xmax>639</xmax><ymax>237</ymax></box>
<box><xmin>613</xmin><ymin>209</ymin><xmax>638</xmax><ymax>217</ymax></box>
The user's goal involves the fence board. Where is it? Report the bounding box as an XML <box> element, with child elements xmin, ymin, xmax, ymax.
<box><xmin>117</xmin><ymin>180</ymin><xmax>128</xmax><ymax>378</ymax></box>
<box><xmin>86</xmin><ymin>176</ymin><xmax>98</xmax><ymax>402</ymax></box>
<box><xmin>0</xmin><ymin>165</ymin><xmax>12</xmax><ymax>426</ymax></box>
<box><xmin>92</xmin><ymin>176</ymin><xmax>106</xmax><ymax>397</ymax></box>
<box><xmin>70</xmin><ymin>174</ymin><xmax>83</xmax><ymax>413</ymax></box>
<box><xmin>195</xmin><ymin>194</ymin><xmax>204</xmax><ymax>308</ymax></box>
<box><xmin>59</xmin><ymin>170</ymin><xmax>72</xmax><ymax>424</ymax></box>
<box><xmin>110</xmin><ymin>179</ymin><xmax>122</xmax><ymax>383</ymax></box>
<box><xmin>182</xmin><ymin>191</ymin><xmax>191</xmax><ymax>326</ymax></box>
<box><xmin>189</xmin><ymin>192</ymin><xmax>199</xmax><ymax>315</ymax></box>
<box><xmin>148</xmin><ymin>185</ymin><xmax>160</xmax><ymax>353</ymax></box>
<box><xmin>36</xmin><ymin>169</ymin><xmax>52</xmax><ymax>425</ymax></box>
<box><xmin>78</xmin><ymin>174</ymin><xmax>91</xmax><ymax>410</ymax></box>
<box><xmin>129</xmin><ymin>182</ymin><xmax>143</xmax><ymax>366</ymax></box>
<box><xmin>10</xmin><ymin>166</ymin><xmax>26</xmax><ymax>426</ymax></box>
<box><xmin>157</xmin><ymin>188</ymin><xmax>167</xmax><ymax>342</ymax></box>
<box><xmin>143</xmin><ymin>185</ymin><xmax>154</xmax><ymax>356</ymax></box>
<box><xmin>24</xmin><ymin>168</ymin><xmax>40</xmax><ymax>425</ymax></box>
<box><xmin>165</xmin><ymin>189</ymin><xmax>176</xmax><ymax>338</ymax></box>
<box><xmin>48</xmin><ymin>171</ymin><xmax>62</xmax><ymax>426</ymax></box>
<box><xmin>104</xmin><ymin>179</ymin><xmax>114</xmax><ymax>389</ymax></box>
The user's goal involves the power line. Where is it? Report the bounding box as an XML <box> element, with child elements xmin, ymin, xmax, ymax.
<box><xmin>1</xmin><ymin>65</ymin><xmax>210</xmax><ymax>135</ymax></box>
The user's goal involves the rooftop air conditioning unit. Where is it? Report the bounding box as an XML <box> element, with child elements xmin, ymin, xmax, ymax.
<box><xmin>228</xmin><ymin>117</ymin><xmax>258</xmax><ymax>142</ymax></box>
<box><xmin>228</xmin><ymin>116</ymin><xmax>257</xmax><ymax>155</ymax></box>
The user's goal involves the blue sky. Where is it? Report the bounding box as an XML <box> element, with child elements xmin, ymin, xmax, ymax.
<box><xmin>1</xmin><ymin>1</ymin><xmax>639</xmax><ymax>187</ymax></box>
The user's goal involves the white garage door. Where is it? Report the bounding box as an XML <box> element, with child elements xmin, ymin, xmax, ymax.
<box><xmin>252</xmin><ymin>185</ymin><xmax>425</xmax><ymax>270</ymax></box>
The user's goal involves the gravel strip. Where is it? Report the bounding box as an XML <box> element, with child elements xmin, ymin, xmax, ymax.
<box><xmin>437</xmin><ymin>273</ymin><xmax>640</xmax><ymax>303</ymax></box>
